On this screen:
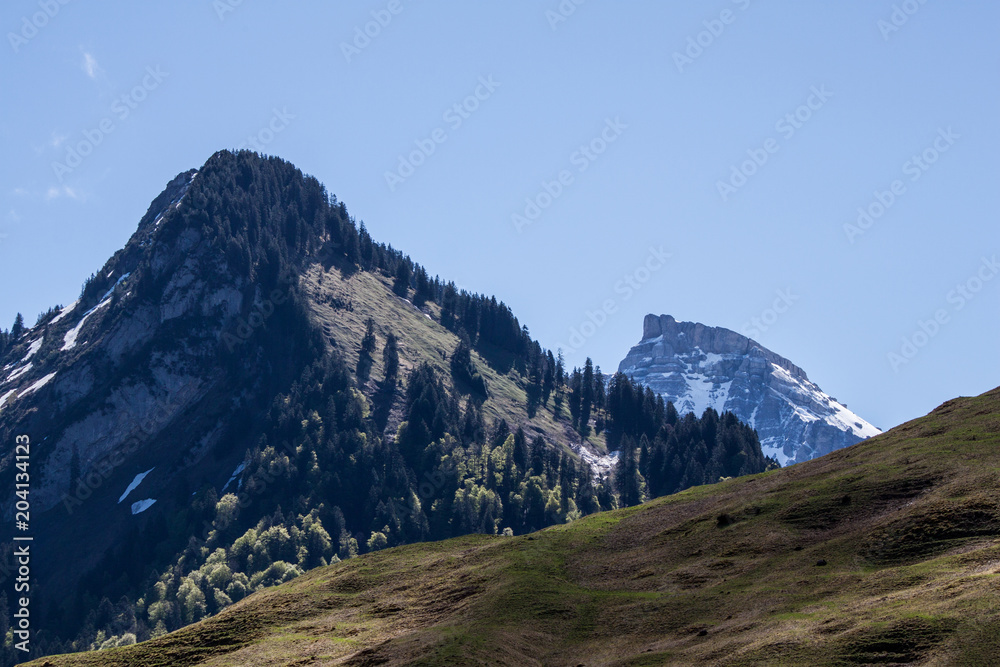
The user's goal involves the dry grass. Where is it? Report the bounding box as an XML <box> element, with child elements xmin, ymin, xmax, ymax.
<box><xmin>301</xmin><ymin>260</ymin><xmax>585</xmax><ymax>451</ymax></box>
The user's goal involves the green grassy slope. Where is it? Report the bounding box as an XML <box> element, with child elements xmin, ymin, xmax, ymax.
<box><xmin>27</xmin><ymin>387</ymin><xmax>1000</xmax><ymax>666</ymax></box>
<box><xmin>301</xmin><ymin>259</ymin><xmax>591</xmax><ymax>454</ymax></box>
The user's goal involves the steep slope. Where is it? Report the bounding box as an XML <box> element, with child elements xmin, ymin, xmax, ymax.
<box><xmin>25</xmin><ymin>385</ymin><xmax>1000</xmax><ymax>666</ymax></box>
<box><xmin>619</xmin><ymin>314</ymin><xmax>880</xmax><ymax>465</ymax></box>
<box><xmin>0</xmin><ymin>153</ymin><xmax>572</xmax><ymax>650</ymax></box>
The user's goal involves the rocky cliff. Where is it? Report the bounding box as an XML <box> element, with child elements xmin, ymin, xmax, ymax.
<box><xmin>617</xmin><ymin>314</ymin><xmax>880</xmax><ymax>464</ymax></box>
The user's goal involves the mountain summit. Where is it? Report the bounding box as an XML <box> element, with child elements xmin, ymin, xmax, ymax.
<box><xmin>618</xmin><ymin>314</ymin><xmax>880</xmax><ymax>464</ymax></box>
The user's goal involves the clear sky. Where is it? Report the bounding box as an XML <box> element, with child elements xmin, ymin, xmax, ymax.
<box><xmin>1</xmin><ymin>1</ymin><xmax>997</xmax><ymax>431</ymax></box>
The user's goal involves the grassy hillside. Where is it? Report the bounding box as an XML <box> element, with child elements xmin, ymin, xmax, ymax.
<box><xmin>25</xmin><ymin>385</ymin><xmax>1000</xmax><ymax>665</ymax></box>
<box><xmin>302</xmin><ymin>259</ymin><xmax>594</xmax><ymax>455</ymax></box>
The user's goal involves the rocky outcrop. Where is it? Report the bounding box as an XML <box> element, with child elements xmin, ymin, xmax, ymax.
<box><xmin>618</xmin><ymin>314</ymin><xmax>880</xmax><ymax>465</ymax></box>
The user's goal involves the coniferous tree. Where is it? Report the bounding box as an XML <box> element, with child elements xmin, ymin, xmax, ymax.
<box><xmin>440</xmin><ymin>282</ymin><xmax>458</xmax><ymax>329</ymax></box>
<box><xmin>553</xmin><ymin>350</ymin><xmax>566</xmax><ymax>417</ymax></box>
<box><xmin>10</xmin><ymin>313</ymin><xmax>24</xmax><ymax>341</ymax></box>
<box><xmin>393</xmin><ymin>260</ymin><xmax>411</xmax><ymax>297</ymax></box>
<box><xmin>381</xmin><ymin>332</ymin><xmax>399</xmax><ymax>392</ymax></box>
<box><xmin>615</xmin><ymin>435</ymin><xmax>646</xmax><ymax>507</ymax></box>
<box><xmin>526</xmin><ymin>356</ymin><xmax>542</xmax><ymax>418</ymax></box>
<box><xmin>580</xmin><ymin>358</ymin><xmax>595</xmax><ymax>437</ymax></box>
<box><xmin>450</xmin><ymin>335</ymin><xmax>488</xmax><ymax>398</ymax></box>
<box><xmin>542</xmin><ymin>350</ymin><xmax>555</xmax><ymax>406</ymax></box>
<box><xmin>356</xmin><ymin>317</ymin><xmax>376</xmax><ymax>383</ymax></box>
<box><xmin>593</xmin><ymin>366</ymin><xmax>606</xmax><ymax>413</ymax></box>
<box><xmin>413</xmin><ymin>266</ymin><xmax>433</xmax><ymax>307</ymax></box>
<box><xmin>568</xmin><ymin>369</ymin><xmax>583</xmax><ymax>428</ymax></box>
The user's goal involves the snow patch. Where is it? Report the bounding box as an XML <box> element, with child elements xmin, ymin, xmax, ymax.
<box><xmin>119</xmin><ymin>468</ymin><xmax>155</xmax><ymax>504</ymax></box>
<box><xmin>668</xmin><ymin>349</ymin><xmax>734</xmax><ymax>417</ymax></box>
<box><xmin>0</xmin><ymin>389</ymin><xmax>16</xmax><ymax>411</ymax></box>
<box><xmin>220</xmin><ymin>462</ymin><xmax>246</xmax><ymax>493</ymax></box>
<box><xmin>62</xmin><ymin>299</ymin><xmax>111</xmax><ymax>351</ymax></box>
<box><xmin>101</xmin><ymin>272</ymin><xmax>131</xmax><ymax>301</ymax></box>
<box><xmin>50</xmin><ymin>301</ymin><xmax>79</xmax><ymax>324</ymax></box>
<box><xmin>759</xmin><ymin>437</ymin><xmax>790</xmax><ymax>467</ymax></box>
<box><xmin>23</xmin><ymin>337</ymin><xmax>43</xmax><ymax>362</ymax></box>
<box><xmin>2</xmin><ymin>338</ymin><xmax>44</xmax><ymax>383</ymax></box>
<box><xmin>574</xmin><ymin>443</ymin><xmax>619</xmax><ymax>480</ymax></box>
<box><xmin>20</xmin><ymin>372</ymin><xmax>56</xmax><ymax>397</ymax></box>
<box><xmin>5</xmin><ymin>363</ymin><xmax>33</xmax><ymax>384</ymax></box>
<box><xmin>131</xmin><ymin>499</ymin><xmax>156</xmax><ymax>515</ymax></box>
<box><xmin>768</xmin><ymin>362</ymin><xmax>880</xmax><ymax>439</ymax></box>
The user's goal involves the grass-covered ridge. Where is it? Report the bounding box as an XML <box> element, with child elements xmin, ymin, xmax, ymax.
<box><xmin>26</xmin><ymin>386</ymin><xmax>1000</xmax><ymax>665</ymax></box>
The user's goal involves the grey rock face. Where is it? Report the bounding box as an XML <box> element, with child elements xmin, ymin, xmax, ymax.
<box><xmin>618</xmin><ymin>314</ymin><xmax>880</xmax><ymax>465</ymax></box>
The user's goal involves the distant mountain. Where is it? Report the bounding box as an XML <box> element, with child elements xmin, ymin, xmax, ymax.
<box><xmin>25</xmin><ymin>387</ymin><xmax>1000</xmax><ymax>666</ymax></box>
<box><xmin>618</xmin><ymin>314</ymin><xmax>880</xmax><ymax>465</ymax></box>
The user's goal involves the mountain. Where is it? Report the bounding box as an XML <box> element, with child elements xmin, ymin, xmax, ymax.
<box><xmin>24</xmin><ymin>386</ymin><xmax>1000</xmax><ymax>666</ymax></box>
<box><xmin>618</xmin><ymin>314</ymin><xmax>881</xmax><ymax>465</ymax></box>
<box><xmin>0</xmin><ymin>151</ymin><xmax>773</xmax><ymax>661</ymax></box>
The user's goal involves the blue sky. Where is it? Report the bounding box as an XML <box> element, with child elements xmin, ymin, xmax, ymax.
<box><xmin>1</xmin><ymin>1</ymin><xmax>997</xmax><ymax>431</ymax></box>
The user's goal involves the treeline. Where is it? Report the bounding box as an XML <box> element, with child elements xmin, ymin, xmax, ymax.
<box><xmin>184</xmin><ymin>150</ymin><xmax>536</xmax><ymax>375</ymax></box>
<box><xmin>520</xmin><ymin>357</ymin><xmax>781</xmax><ymax>506</ymax></box>
<box><xmin>0</xmin><ymin>308</ymin><xmax>62</xmax><ymax>366</ymax></box>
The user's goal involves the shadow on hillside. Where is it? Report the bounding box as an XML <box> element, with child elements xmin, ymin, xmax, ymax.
<box><xmin>371</xmin><ymin>384</ymin><xmax>396</xmax><ymax>434</ymax></box>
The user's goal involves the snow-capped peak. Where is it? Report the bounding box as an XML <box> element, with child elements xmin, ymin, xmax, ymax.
<box><xmin>618</xmin><ymin>314</ymin><xmax>881</xmax><ymax>466</ymax></box>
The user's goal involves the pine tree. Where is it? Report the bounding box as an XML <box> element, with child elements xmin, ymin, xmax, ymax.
<box><xmin>568</xmin><ymin>369</ymin><xmax>583</xmax><ymax>428</ymax></box>
<box><xmin>450</xmin><ymin>335</ymin><xmax>488</xmax><ymax>398</ymax></box>
<box><xmin>10</xmin><ymin>312</ymin><xmax>24</xmax><ymax>340</ymax></box>
<box><xmin>542</xmin><ymin>350</ymin><xmax>555</xmax><ymax>405</ymax></box>
<box><xmin>356</xmin><ymin>317</ymin><xmax>376</xmax><ymax>383</ymax></box>
<box><xmin>580</xmin><ymin>358</ymin><xmax>595</xmax><ymax>436</ymax></box>
<box><xmin>381</xmin><ymin>332</ymin><xmax>399</xmax><ymax>392</ymax></box>
<box><xmin>393</xmin><ymin>260</ymin><xmax>411</xmax><ymax>297</ymax></box>
<box><xmin>440</xmin><ymin>282</ymin><xmax>458</xmax><ymax>329</ymax></box>
<box><xmin>526</xmin><ymin>356</ymin><xmax>542</xmax><ymax>418</ymax></box>
<box><xmin>413</xmin><ymin>266</ymin><xmax>433</xmax><ymax>307</ymax></box>
<box><xmin>615</xmin><ymin>436</ymin><xmax>646</xmax><ymax>508</ymax></box>
<box><xmin>553</xmin><ymin>350</ymin><xmax>566</xmax><ymax>417</ymax></box>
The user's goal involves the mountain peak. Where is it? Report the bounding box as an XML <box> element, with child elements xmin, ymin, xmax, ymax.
<box><xmin>621</xmin><ymin>314</ymin><xmax>880</xmax><ymax>465</ymax></box>
<box><xmin>641</xmin><ymin>313</ymin><xmax>808</xmax><ymax>380</ymax></box>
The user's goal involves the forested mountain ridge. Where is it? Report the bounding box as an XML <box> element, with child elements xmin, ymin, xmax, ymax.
<box><xmin>0</xmin><ymin>151</ymin><xmax>774</xmax><ymax>661</ymax></box>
